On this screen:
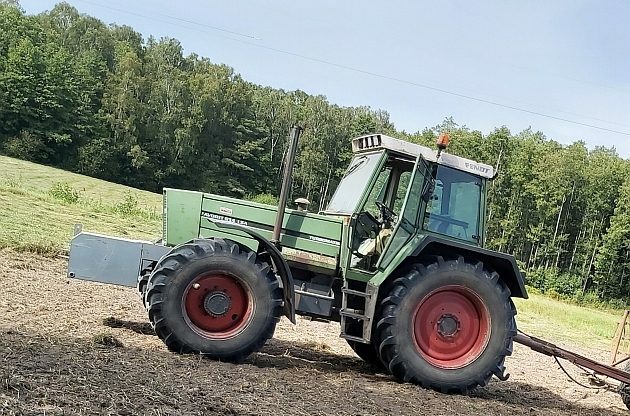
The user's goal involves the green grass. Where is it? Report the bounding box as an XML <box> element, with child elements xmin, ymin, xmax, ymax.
<box><xmin>514</xmin><ymin>292</ymin><xmax>621</xmax><ymax>349</ymax></box>
<box><xmin>0</xmin><ymin>155</ymin><xmax>162</xmax><ymax>255</ymax></box>
<box><xmin>0</xmin><ymin>154</ymin><xmax>623</xmax><ymax>350</ymax></box>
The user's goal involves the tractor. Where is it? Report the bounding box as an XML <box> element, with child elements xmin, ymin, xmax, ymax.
<box><xmin>68</xmin><ymin>127</ymin><xmax>528</xmax><ymax>393</ymax></box>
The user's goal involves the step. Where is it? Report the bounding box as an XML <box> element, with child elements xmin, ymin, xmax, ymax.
<box><xmin>340</xmin><ymin>333</ymin><xmax>369</xmax><ymax>343</ymax></box>
<box><xmin>341</xmin><ymin>288</ymin><xmax>371</xmax><ymax>298</ymax></box>
<box><xmin>340</xmin><ymin>309</ymin><xmax>370</xmax><ymax>320</ymax></box>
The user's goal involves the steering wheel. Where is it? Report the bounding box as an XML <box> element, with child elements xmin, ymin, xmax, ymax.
<box><xmin>375</xmin><ymin>201</ymin><xmax>396</xmax><ymax>224</ymax></box>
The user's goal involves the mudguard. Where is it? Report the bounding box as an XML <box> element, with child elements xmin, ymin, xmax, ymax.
<box><xmin>211</xmin><ymin>220</ymin><xmax>296</xmax><ymax>323</ymax></box>
<box><xmin>412</xmin><ymin>235</ymin><xmax>528</xmax><ymax>299</ymax></box>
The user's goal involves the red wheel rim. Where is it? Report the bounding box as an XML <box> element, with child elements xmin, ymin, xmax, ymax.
<box><xmin>183</xmin><ymin>273</ymin><xmax>253</xmax><ymax>339</ymax></box>
<box><xmin>412</xmin><ymin>285</ymin><xmax>491</xmax><ymax>369</ymax></box>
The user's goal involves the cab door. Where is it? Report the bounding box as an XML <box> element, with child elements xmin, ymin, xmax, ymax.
<box><xmin>376</xmin><ymin>154</ymin><xmax>431</xmax><ymax>269</ymax></box>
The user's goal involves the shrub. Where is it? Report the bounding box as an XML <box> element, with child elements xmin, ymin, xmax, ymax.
<box><xmin>522</xmin><ymin>267</ymin><xmax>626</xmax><ymax>309</ymax></box>
<box><xmin>112</xmin><ymin>192</ymin><xmax>139</xmax><ymax>216</ymax></box>
<box><xmin>602</xmin><ymin>297</ymin><xmax>628</xmax><ymax>310</ymax></box>
<box><xmin>108</xmin><ymin>192</ymin><xmax>160</xmax><ymax>220</ymax></box>
<box><xmin>48</xmin><ymin>182</ymin><xmax>80</xmax><ymax>203</ymax></box>
<box><xmin>524</xmin><ymin>268</ymin><xmax>582</xmax><ymax>297</ymax></box>
<box><xmin>524</xmin><ymin>285</ymin><xmax>542</xmax><ymax>296</ymax></box>
<box><xmin>546</xmin><ymin>271</ymin><xmax>582</xmax><ymax>297</ymax></box>
<box><xmin>250</xmin><ymin>193</ymin><xmax>278</xmax><ymax>206</ymax></box>
<box><xmin>2</xmin><ymin>131</ymin><xmax>49</xmax><ymax>163</ymax></box>
<box><xmin>573</xmin><ymin>290</ymin><xmax>601</xmax><ymax>306</ymax></box>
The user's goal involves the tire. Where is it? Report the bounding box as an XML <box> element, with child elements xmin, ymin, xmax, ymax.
<box><xmin>137</xmin><ymin>269</ymin><xmax>151</xmax><ymax>309</ymax></box>
<box><xmin>618</xmin><ymin>362</ymin><xmax>630</xmax><ymax>409</ymax></box>
<box><xmin>347</xmin><ymin>340</ymin><xmax>387</xmax><ymax>371</ymax></box>
<box><xmin>145</xmin><ymin>238</ymin><xmax>283</xmax><ymax>361</ymax></box>
<box><xmin>375</xmin><ymin>255</ymin><xmax>516</xmax><ymax>393</ymax></box>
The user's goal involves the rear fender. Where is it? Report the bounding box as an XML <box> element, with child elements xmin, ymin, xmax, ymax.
<box><xmin>411</xmin><ymin>236</ymin><xmax>528</xmax><ymax>299</ymax></box>
<box><xmin>211</xmin><ymin>220</ymin><xmax>296</xmax><ymax>323</ymax></box>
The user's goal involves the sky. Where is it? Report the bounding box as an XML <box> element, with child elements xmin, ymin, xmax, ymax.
<box><xmin>20</xmin><ymin>0</ymin><xmax>630</xmax><ymax>158</ymax></box>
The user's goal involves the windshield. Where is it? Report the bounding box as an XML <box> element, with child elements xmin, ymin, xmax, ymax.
<box><xmin>326</xmin><ymin>152</ymin><xmax>383</xmax><ymax>213</ymax></box>
<box><xmin>423</xmin><ymin>165</ymin><xmax>482</xmax><ymax>243</ymax></box>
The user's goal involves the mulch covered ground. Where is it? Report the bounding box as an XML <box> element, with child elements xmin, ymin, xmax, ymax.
<box><xmin>0</xmin><ymin>249</ymin><xmax>626</xmax><ymax>415</ymax></box>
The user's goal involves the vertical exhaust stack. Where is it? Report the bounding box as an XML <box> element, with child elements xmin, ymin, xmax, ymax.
<box><xmin>271</xmin><ymin>126</ymin><xmax>303</xmax><ymax>247</ymax></box>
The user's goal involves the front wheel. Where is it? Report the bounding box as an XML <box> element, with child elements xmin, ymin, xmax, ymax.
<box><xmin>375</xmin><ymin>256</ymin><xmax>516</xmax><ymax>393</ymax></box>
<box><xmin>145</xmin><ymin>238</ymin><xmax>283</xmax><ymax>361</ymax></box>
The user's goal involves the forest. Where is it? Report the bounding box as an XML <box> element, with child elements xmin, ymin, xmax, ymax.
<box><xmin>0</xmin><ymin>2</ymin><xmax>629</xmax><ymax>304</ymax></box>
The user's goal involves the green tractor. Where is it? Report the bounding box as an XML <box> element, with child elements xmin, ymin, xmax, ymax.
<box><xmin>68</xmin><ymin>127</ymin><xmax>526</xmax><ymax>393</ymax></box>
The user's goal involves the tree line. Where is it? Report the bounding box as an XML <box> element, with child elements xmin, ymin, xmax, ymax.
<box><xmin>1</xmin><ymin>2</ymin><xmax>629</xmax><ymax>304</ymax></box>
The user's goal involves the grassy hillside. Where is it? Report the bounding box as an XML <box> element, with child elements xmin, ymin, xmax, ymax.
<box><xmin>0</xmin><ymin>155</ymin><xmax>623</xmax><ymax>350</ymax></box>
<box><xmin>514</xmin><ymin>295</ymin><xmax>619</xmax><ymax>349</ymax></box>
<box><xmin>0</xmin><ymin>155</ymin><xmax>162</xmax><ymax>254</ymax></box>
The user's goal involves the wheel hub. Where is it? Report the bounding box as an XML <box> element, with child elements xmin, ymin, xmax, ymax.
<box><xmin>204</xmin><ymin>292</ymin><xmax>231</xmax><ymax>316</ymax></box>
<box><xmin>437</xmin><ymin>314</ymin><xmax>460</xmax><ymax>338</ymax></box>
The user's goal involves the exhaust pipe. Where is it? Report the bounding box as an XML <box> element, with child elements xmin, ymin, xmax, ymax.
<box><xmin>271</xmin><ymin>126</ymin><xmax>303</xmax><ymax>247</ymax></box>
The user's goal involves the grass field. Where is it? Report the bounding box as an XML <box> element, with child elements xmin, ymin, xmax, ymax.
<box><xmin>0</xmin><ymin>155</ymin><xmax>162</xmax><ymax>255</ymax></box>
<box><xmin>0</xmin><ymin>154</ymin><xmax>623</xmax><ymax>350</ymax></box>
<box><xmin>514</xmin><ymin>295</ymin><xmax>619</xmax><ymax>349</ymax></box>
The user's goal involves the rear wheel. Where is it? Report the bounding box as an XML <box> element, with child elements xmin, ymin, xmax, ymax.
<box><xmin>375</xmin><ymin>256</ymin><xmax>516</xmax><ymax>393</ymax></box>
<box><xmin>145</xmin><ymin>238</ymin><xmax>283</xmax><ymax>361</ymax></box>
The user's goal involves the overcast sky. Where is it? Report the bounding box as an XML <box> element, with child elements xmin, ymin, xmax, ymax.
<box><xmin>21</xmin><ymin>0</ymin><xmax>630</xmax><ymax>158</ymax></box>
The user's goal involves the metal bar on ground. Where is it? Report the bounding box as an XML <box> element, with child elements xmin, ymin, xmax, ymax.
<box><xmin>514</xmin><ymin>333</ymin><xmax>630</xmax><ymax>385</ymax></box>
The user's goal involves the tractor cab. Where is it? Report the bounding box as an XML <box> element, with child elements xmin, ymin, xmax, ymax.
<box><xmin>324</xmin><ymin>134</ymin><xmax>494</xmax><ymax>272</ymax></box>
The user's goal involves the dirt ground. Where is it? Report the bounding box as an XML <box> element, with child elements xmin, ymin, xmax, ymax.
<box><xmin>0</xmin><ymin>249</ymin><xmax>628</xmax><ymax>415</ymax></box>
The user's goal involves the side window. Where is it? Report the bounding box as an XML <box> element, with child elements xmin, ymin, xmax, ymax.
<box><xmin>326</xmin><ymin>153</ymin><xmax>382</xmax><ymax>214</ymax></box>
<box><xmin>364</xmin><ymin>167</ymin><xmax>391</xmax><ymax>217</ymax></box>
<box><xmin>393</xmin><ymin>171</ymin><xmax>411</xmax><ymax>213</ymax></box>
<box><xmin>449</xmin><ymin>183</ymin><xmax>480</xmax><ymax>235</ymax></box>
<box><xmin>362</xmin><ymin>159</ymin><xmax>413</xmax><ymax>218</ymax></box>
<box><xmin>422</xmin><ymin>166</ymin><xmax>481</xmax><ymax>243</ymax></box>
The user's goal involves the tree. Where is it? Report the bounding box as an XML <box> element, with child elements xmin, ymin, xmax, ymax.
<box><xmin>0</xmin><ymin>0</ymin><xmax>20</xmax><ymax>9</ymax></box>
<box><xmin>595</xmin><ymin>177</ymin><xmax>630</xmax><ymax>298</ymax></box>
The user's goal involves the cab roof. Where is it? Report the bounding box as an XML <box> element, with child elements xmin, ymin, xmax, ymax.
<box><xmin>352</xmin><ymin>133</ymin><xmax>495</xmax><ymax>179</ymax></box>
